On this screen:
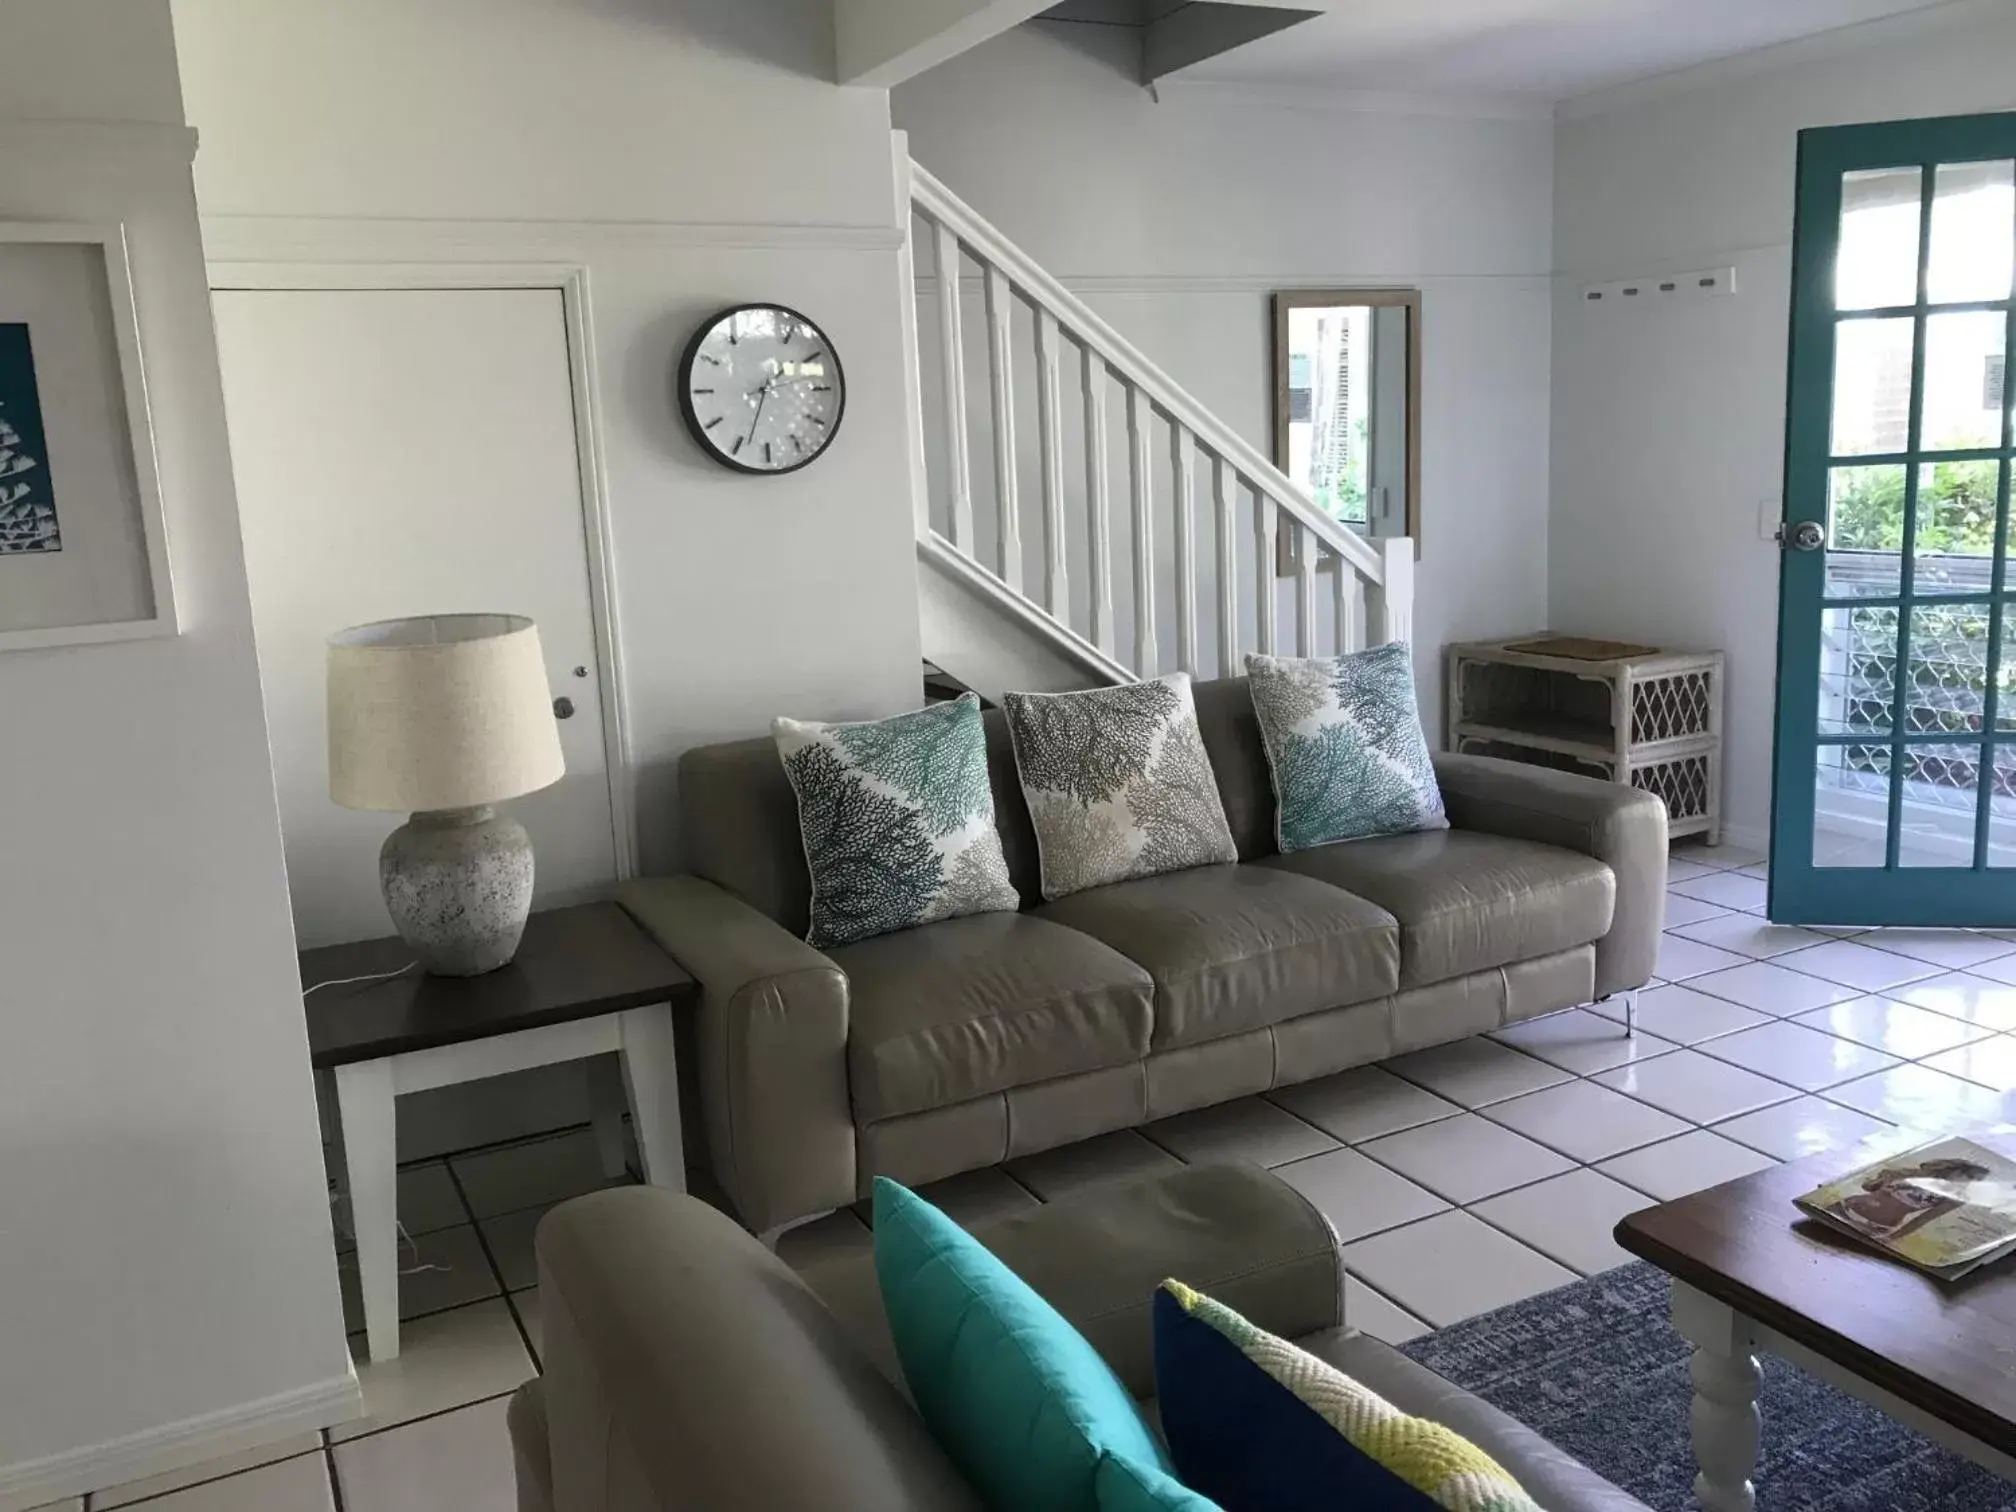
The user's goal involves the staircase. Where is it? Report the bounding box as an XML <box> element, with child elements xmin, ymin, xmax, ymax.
<box><xmin>899</xmin><ymin>157</ymin><xmax>1413</xmax><ymax>699</ymax></box>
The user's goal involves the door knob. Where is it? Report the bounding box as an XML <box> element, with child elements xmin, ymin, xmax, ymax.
<box><xmin>553</xmin><ymin>696</ymin><xmax>576</xmax><ymax>720</ymax></box>
<box><xmin>1777</xmin><ymin>520</ymin><xmax>1826</xmax><ymax>552</ymax></box>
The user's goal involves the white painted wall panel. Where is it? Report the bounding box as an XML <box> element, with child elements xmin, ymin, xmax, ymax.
<box><xmin>0</xmin><ymin>2</ymin><xmax>352</xmax><ymax>1498</ymax></box>
<box><xmin>1549</xmin><ymin>5</ymin><xmax>2016</xmax><ymax>850</ymax></box>
<box><xmin>174</xmin><ymin>0</ymin><xmax>926</xmax><ymax>874</ymax></box>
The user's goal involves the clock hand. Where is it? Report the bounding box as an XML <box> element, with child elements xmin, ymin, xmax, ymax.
<box><xmin>744</xmin><ymin>377</ymin><xmax>774</xmax><ymax>451</ymax></box>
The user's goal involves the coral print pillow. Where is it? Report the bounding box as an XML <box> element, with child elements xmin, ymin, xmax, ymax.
<box><xmin>1245</xmin><ymin>644</ymin><xmax>1446</xmax><ymax>854</ymax></box>
<box><xmin>1003</xmin><ymin>674</ymin><xmax>1238</xmax><ymax>902</ymax></box>
<box><xmin>774</xmin><ymin>694</ymin><xmax>1021</xmax><ymax>950</ymax></box>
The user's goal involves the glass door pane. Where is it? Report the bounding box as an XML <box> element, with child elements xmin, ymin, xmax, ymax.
<box><xmin>1927</xmin><ymin>160</ymin><xmax>2014</xmax><ymax>303</ymax></box>
<box><xmin>1837</xmin><ymin>166</ymin><xmax>1921</xmax><ymax>309</ymax></box>
<box><xmin>1778</xmin><ymin>111</ymin><xmax>2016</xmax><ymax>923</ymax></box>
<box><xmin>1921</xmin><ymin>310</ymin><xmax>2007</xmax><ymax>450</ymax></box>
<box><xmin>1830</xmin><ymin>318</ymin><xmax>1914</xmax><ymax>454</ymax></box>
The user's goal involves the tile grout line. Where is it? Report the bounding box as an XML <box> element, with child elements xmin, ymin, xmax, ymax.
<box><xmin>1336</xmin><ymin>1263</ymin><xmax>1431</xmax><ymax>1336</ymax></box>
<box><xmin>1455</xmin><ymin>1189</ymin><xmax>1623</xmax><ymax>1282</ymax></box>
<box><xmin>82</xmin><ymin>1442</ymin><xmax>331</xmax><ymax>1512</ymax></box>
<box><xmin>324</xmin><ymin>1442</ymin><xmax>347</xmax><ymax>1512</ymax></box>
<box><xmin>443</xmin><ymin>1159</ymin><xmax>541</xmax><ymax>1370</ymax></box>
<box><xmin>413</xmin><ymin>1119</ymin><xmax>599</xmax><ymax>1174</ymax></box>
<box><xmin>331</xmin><ymin>1386</ymin><xmax>526</xmax><ymax>1450</ymax></box>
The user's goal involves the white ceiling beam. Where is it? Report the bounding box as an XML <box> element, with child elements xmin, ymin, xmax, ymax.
<box><xmin>835</xmin><ymin>0</ymin><xmax>1057</xmax><ymax>88</ymax></box>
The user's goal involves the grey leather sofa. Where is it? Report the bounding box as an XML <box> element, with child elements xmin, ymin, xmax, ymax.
<box><xmin>621</xmin><ymin>675</ymin><xmax>1667</xmax><ymax>1235</ymax></box>
<box><xmin>506</xmin><ymin>1163</ymin><xmax>1654</xmax><ymax>1512</ymax></box>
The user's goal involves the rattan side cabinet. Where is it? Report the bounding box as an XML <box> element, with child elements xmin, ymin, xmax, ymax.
<box><xmin>1445</xmin><ymin>634</ymin><xmax>1724</xmax><ymax>844</ymax></box>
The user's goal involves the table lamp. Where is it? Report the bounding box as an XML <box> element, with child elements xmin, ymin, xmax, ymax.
<box><xmin>327</xmin><ymin>613</ymin><xmax>565</xmax><ymax>976</ymax></box>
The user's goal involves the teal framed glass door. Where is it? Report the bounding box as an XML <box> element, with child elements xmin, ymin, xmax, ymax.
<box><xmin>1772</xmin><ymin>111</ymin><xmax>2016</xmax><ymax>925</ymax></box>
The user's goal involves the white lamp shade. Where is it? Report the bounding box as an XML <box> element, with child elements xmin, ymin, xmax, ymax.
<box><xmin>328</xmin><ymin>613</ymin><xmax>566</xmax><ymax>813</ymax></box>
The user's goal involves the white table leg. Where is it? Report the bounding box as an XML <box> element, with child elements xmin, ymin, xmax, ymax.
<box><xmin>586</xmin><ymin>1056</ymin><xmax>630</xmax><ymax>1180</ymax></box>
<box><xmin>334</xmin><ymin>1059</ymin><xmax>400</xmax><ymax>1362</ymax></box>
<box><xmin>1672</xmin><ymin>1281</ymin><xmax>1761</xmax><ymax>1512</ymax></box>
<box><xmin>617</xmin><ymin>1003</ymin><xmax>685</xmax><ymax>1191</ymax></box>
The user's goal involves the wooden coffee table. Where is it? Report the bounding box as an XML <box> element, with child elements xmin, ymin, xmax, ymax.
<box><xmin>1616</xmin><ymin>1133</ymin><xmax>2016</xmax><ymax>1511</ymax></box>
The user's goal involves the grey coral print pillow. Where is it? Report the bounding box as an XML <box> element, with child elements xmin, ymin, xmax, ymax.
<box><xmin>1003</xmin><ymin>673</ymin><xmax>1238</xmax><ymax>901</ymax></box>
<box><xmin>774</xmin><ymin>694</ymin><xmax>1020</xmax><ymax>950</ymax></box>
<box><xmin>1246</xmin><ymin>644</ymin><xmax>1446</xmax><ymax>854</ymax></box>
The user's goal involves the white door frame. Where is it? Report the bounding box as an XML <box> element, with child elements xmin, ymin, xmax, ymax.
<box><xmin>208</xmin><ymin>261</ymin><xmax>637</xmax><ymax>880</ymax></box>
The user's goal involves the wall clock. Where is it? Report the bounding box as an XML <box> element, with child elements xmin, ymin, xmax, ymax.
<box><xmin>677</xmin><ymin>303</ymin><xmax>845</xmax><ymax>475</ymax></box>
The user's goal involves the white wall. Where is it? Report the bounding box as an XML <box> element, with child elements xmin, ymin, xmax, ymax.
<box><xmin>1550</xmin><ymin>3</ymin><xmax>2016</xmax><ymax>851</ymax></box>
<box><xmin>171</xmin><ymin>0</ymin><xmax>928</xmax><ymax>1157</ymax></box>
<box><xmin>0</xmin><ymin>3</ymin><xmax>353</xmax><ymax>1503</ymax></box>
<box><xmin>894</xmin><ymin>21</ymin><xmax>1556</xmax><ymax>719</ymax></box>
<box><xmin>172</xmin><ymin>0</ymin><xmax>926</xmax><ymax>880</ymax></box>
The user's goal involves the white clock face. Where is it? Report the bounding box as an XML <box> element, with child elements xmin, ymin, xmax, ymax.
<box><xmin>679</xmin><ymin>305</ymin><xmax>844</xmax><ymax>474</ymax></box>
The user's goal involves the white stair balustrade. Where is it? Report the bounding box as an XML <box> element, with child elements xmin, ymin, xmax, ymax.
<box><xmin>907</xmin><ymin>160</ymin><xmax>1410</xmax><ymax>688</ymax></box>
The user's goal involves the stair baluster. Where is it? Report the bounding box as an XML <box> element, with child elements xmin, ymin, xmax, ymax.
<box><xmin>905</xmin><ymin>159</ymin><xmax>1409</xmax><ymax>692</ymax></box>
<box><xmin>1253</xmin><ymin>493</ymin><xmax>1278</xmax><ymax>656</ymax></box>
<box><xmin>1213</xmin><ymin>455</ymin><xmax>1239</xmax><ymax>679</ymax></box>
<box><xmin>1294</xmin><ymin>520</ymin><xmax>1318</xmax><ymax>657</ymax></box>
<box><xmin>983</xmin><ymin>264</ymin><xmax>1020</xmax><ymax>593</ymax></box>
<box><xmin>1034</xmin><ymin>309</ymin><xmax>1068</xmax><ymax>618</ymax></box>
<box><xmin>1170</xmin><ymin>423</ymin><xmax>1198</xmax><ymax>676</ymax></box>
<box><xmin>934</xmin><ymin>223</ymin><xmax>974</xmax><ymax>553</ymax></box>
<box><xmin>1083</xmin><ymin>348</ymin><xmax>1115</xmax><ymax>657</ymax></box>
<box><xmin>1126</xmin><ymin>383</ymin><xmax>1155</xmax><ymax>676</ymax></box>
<box><xmin>1334</xmin><ymin>551</ymin><xmax>1362</xmax><ymax>656</ymax></box>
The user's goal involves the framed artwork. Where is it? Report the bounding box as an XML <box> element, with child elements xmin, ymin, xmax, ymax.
<box><xmin>0</xmin><ymin>223</ymin><xmax>177</xmax><ymax>652</ymax></box>
<box><xmin>1270</xmin><ymin>288</ymin><xmax>1421</xmax><ymax>573</ymax></box>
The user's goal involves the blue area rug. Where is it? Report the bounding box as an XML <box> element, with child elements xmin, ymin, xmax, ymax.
<box><xmin>1399</xmin><ymin>1261</ymin><xmax>2012</xmax><ymax>1510</ymax></box>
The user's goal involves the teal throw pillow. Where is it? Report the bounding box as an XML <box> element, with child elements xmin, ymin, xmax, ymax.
<box><xmin>1098</xmin><ymin>1455</ymin><xmax>1225</xmax><ymax>1512</ymax></box>
<box><xmin>1245</xmin><ymin>644</ymin><xmax>1446</xmax><ymax>853</ymax></box>
<box><xmin>774</xmin><ymin>694</ymin><xmax>1020</xmax><ymax>949</ymax></box>
<box><xmin>872</xmin><ymin>1177</ymin><xmax>1177</xmax><ymax>1512</ymax></box>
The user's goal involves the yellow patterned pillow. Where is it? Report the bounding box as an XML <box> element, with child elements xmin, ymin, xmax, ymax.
<box><xmin>1154</xmin><ymin>1281</ymin><xmax>1542</xmax><ymax>1512</ymax></box>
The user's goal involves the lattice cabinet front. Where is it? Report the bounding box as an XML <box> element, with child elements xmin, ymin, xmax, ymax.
<box><xmin>1446</xmin><ymin>635</ymin><xmax>1725</xmax><ymax>843</ymax></box>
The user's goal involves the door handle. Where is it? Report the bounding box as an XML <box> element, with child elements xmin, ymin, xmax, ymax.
<box><xmin>553</xmin><ymin>696</ymin><xmax>575</xmax><ymax>720</ymax></box>
<box><xmin>1776</xmin><ymin>520</ymin><xmax>1826</xmax><ymax>552</ymax></box>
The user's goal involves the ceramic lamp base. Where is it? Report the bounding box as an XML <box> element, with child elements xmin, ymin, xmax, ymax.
<box><xmin>379</xmin><ymin>805</ymin><xmax>534</xmax><ymax>976</ymax></box>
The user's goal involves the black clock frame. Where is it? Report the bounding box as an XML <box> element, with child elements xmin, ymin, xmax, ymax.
<box><xmin>676</xmin><ymin>302</ymin><xmax>847</xmax><ymax>476</ymax></box>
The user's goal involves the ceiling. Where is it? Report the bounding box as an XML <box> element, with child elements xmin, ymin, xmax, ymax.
<box><xmin>1127</xmin><ymin>0</ymin><xmax>1967</xmax><ymax>103</ymax></box>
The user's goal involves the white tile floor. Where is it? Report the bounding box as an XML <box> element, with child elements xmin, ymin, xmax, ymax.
<box><xmin>85</xmin><ymin>843</ymin><xmax>2016</xmax><ymax>1508</ymax></box>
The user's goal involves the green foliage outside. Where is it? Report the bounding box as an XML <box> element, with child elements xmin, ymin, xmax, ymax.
<box><xmin>1833</xmin><ymin>460</ymin><xmax>2003</xmax><ymax>554</ymax></box>
<box><xmin>1313</xmin><ymin>417</ymin><xmax>1370</xmax><ymax>525</ymax></box>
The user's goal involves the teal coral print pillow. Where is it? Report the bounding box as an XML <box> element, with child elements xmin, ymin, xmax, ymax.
<box><xmin>1003</xmin><ymin>674</ymin><xmax>1238</xmax><ymax>901</ymax></box>
<box><xmin>1245</xmin><ymin>644</ymin><xmax>1446</xmax><ymax>854</ymax></box>
<box><xmin>774</xmin><ymin>694</ymin><xmax>1020</xmax><ymax>949</ymax></box>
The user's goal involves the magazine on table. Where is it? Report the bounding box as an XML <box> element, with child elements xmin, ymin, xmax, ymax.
<box><xmin>1795</xmin><ymin>1136</ymin><xmax>2016</xmax><ymax>1281</ymax></box>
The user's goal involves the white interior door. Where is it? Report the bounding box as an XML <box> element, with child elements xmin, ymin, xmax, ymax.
<box><xmin>215</xmin><ymin>285</ymin><xmax>621</xmax><ymax>948</ymax></box>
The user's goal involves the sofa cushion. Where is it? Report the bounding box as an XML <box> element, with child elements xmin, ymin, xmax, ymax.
<box><xmin>774</xmin><ymin>694</ymin><xmax>1022</xmax><ymax>949</ymax></box>
<box><xmin>1296</xmin><ymin>1332</ymin><xmax>1656</xmax><ymax>1512</ymax></box>
<box><xmin>1035</xmin><ymin>865</ymin><xmax>1399</xmax><ymax>1050</ymax></box>
<box><xmin>835</xmin><ymin>913</ymin><xmax>1155</xmax><ymax>1122</ymax></box>
<box><xmin>874</xmin><ymin>1179</ymin><xmax>1176</xmax><ymax>1512</ymax></box>
<box><xmin>1004</xmin><ymin>674</ymin><xmax>1239</xmax><ymax>901</ymax></box>
<box><xmin>1244</xmin><ymin>645</ymin><xmax>1447</xmax><ymax>853</ymax></box>
<box><xmin>1258</xmin><ymin>831</ymin><xmax>1614</xmax><ymax>988</ymax></box>
<box><xmin>1190</xmin><ymin>675</ymin><xmax>1278</xmax><ymax>862</ymax></box>
<box><xmin>1153</xmin><ymin>1282</ymin><xmax>1542</xmax><ymax>1512</ymax></box>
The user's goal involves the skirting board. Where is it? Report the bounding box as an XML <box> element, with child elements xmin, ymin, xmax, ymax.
<box><xmin>1700</xmin><ymin>820</ymin><xmax>1769</xmax><ymax>859</ymax></box>
<box><xmin>0</xmin><ymin>1370</ymin><xmax>361</xmax><ymax>1512</ymax></box>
